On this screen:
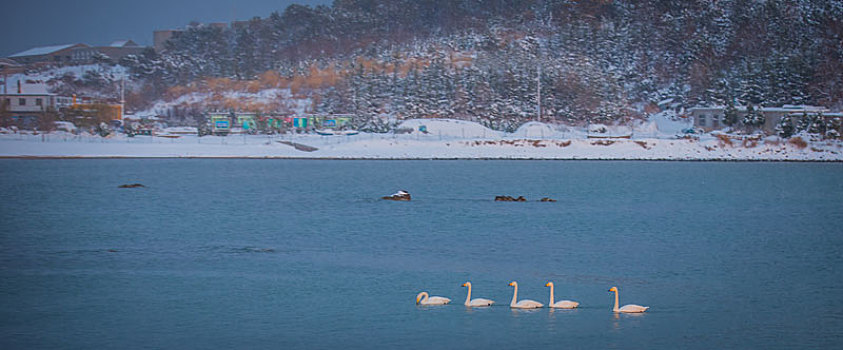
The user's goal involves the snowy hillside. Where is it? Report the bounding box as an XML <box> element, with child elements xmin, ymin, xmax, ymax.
<box><xmin>114</xmin><ymin>0</ymin><xmax>842</xmax><ymax>126</ymax></box>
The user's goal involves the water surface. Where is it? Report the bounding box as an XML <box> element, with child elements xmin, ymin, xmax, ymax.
<box><xmin>1</xmin><ymin>160</ymin><xmax>841</xmax><ymax>349</ymax></box>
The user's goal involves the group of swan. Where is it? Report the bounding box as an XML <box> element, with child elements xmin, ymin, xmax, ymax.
<box><xmin>417</xmin><ymin>282</ymin><xmax>648</xmax><ymax>313</ymax></box>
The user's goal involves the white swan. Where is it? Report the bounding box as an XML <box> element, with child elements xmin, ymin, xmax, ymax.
<box><xmin>545</xmin><ymin>282</ymin><xmax>579</xmax><ymax>309</ymax></box>
<box><xmin>608</xmin><ymin>286</ymin><xmax>648</xmax><ymax>313</ymax></box>
<box><xmin>416</xmin><ymin>291</ymin><xmax>450</xmax><ymax>305</ymax></box>
<box><xmin>508</xmin><ymin>281</ymin><xmax>543</xmax><ymax>309</ymax></box>
<box><xmin>462</xmin><ymin>282</ymin><xmax>494</xmax><ymax>307</ymax></box>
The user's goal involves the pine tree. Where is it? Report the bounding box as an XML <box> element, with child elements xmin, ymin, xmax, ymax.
<box><xmin>722</xmin><ymin>100</ymin><xmax>739</xmax><ymax>127</ymax></box>
<box><xmin>795</xmin><ymin>112</ymin><xmax>811</xmax><ymax>133</ymax></box>
<box><xmin>826</xmin><ymin>118</ymin><xmax>841</xmax><ymax>140</ymax></box>
<box><xmin>807</xmin><ymin>112</ymin><xmax>827</xmax><ymax>135</ymax></box>
<box><xmin>742</xmin><ymin>104</ymin><xmax>765</xmax><ymax>130</ymax></box>
<box><xmin>776</xmin><ymin>114</ymin><xmax>795</xmax><ymax>138</ymax></box>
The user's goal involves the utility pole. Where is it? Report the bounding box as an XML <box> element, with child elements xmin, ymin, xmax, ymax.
<box><xmin>120</xmin><ymin>76</ymin><xmax>125</xmax><ymax>120</ymax></box>
<box><xmin>537</xmin><ymin>64</ymin><xmax>541</xmax><ymax>122</ymax></box>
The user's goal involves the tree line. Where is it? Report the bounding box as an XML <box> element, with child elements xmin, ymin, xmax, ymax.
<box><xmin>101</xmin><ymin>0</ymin><xmax>843</xmax><ymax>131</ymax></box>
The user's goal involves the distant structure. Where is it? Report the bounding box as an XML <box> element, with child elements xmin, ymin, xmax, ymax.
<box><xmin>231</xmin><ymin>20</ymin><xmax>252</xmax><ymax>30</ymax></box>
<box><xmin>0</xmin><ymin>80</ymin><xmax>70</xmax><ymax>130</ymax></box>
<box><xmin>0</xmin><ymin>58</ymin><xmax>22</xmax><ymax>69</ymax></box>
<box><xmin>153</xmin><ymin>30</ymin><xmax>183</xmax><ymax>53</ymax></box>
<box><xmin>71</xmin><ymin>40</ymin><xmax>147</xmax><ymax>63</ymax></box>
<box><xmin>687</xmin><ymin>105</ymin><xmax>831</xmax><ymax>133</ymax></box>
<box><xmin>0</xmin><ymin>58</ymin><xmax>24</xmax><ymax>76</ymax></box>
<box><xmin>154</xmin><ymin>21</ymin><xmax>246</xmax><ymax>53</ymax></box>
<box><xmin>7</xmin><ymin>43</ymin><xmax>89</xmax><ymax>65</ymax></box>
<box><xmin>1</xmin><ymin>78</ymin><xmax>125</xmax><ymax>130</ymax></box>
<box><xmin>7</xmin><ymin>41</ymin><xmax>149</xmax><ymax>65</ymax></box>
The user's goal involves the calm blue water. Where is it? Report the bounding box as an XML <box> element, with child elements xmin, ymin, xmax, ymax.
<box><xmin>1</xmin><ymin>160</ymin><xmax>841</xmax><ymax>349</ymax></box>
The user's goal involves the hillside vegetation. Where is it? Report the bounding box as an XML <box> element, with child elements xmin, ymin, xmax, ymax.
<box><xmin>100</xmin><ymin>1</ymin><xmax>843</xmax><ymax>130</ymax></box>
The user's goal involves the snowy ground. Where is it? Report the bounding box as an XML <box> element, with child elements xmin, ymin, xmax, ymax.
<box><xmin>1</xmin><ymin>119</ymin><xmax>840</xmax><ymax>161</ymax></box>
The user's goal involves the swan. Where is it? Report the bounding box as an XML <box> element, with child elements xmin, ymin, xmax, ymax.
<box><xmin>416</xmin><ymin>291</ymin><xmax>450</xmax><ymax>305</ymax></box>
<box><xmin>608</xmin><ymin>286</ymin><xmax>648</xmax><ymax>313</ymax></box>
<box><xmin>545</xmin><ymin>282</ymin><xmax>579</xmax><ymax>309</ymax></box>
<box><xmin>508</xmin><ymin>281</ymin><xmax>543</xmax><ymax>309</ymax></box>
<box><xmin>461</xmin><ymin>282</ymin><xmax>494</xmax><ymax>307</ymax></box>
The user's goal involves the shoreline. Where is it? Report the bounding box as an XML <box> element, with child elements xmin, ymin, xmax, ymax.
<box><xmin>2</xmin><ymin>132</ymin><xmax>841</xmax><ymax>162</ymax></box>
<box><xmin>1</xmin><ymin>155</ymin><xmax>840</xmax><ymax>162</ymax></box>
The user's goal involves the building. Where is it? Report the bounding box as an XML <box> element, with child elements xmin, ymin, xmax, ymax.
<box><xmin>1</xmin><ymin>81</ymin><xmax>64</xmax><ymax>128</ymax></box>
<box><xmin>153</xmin><ymin>30</ymin><xmax>183</xmax><ymax>53</ymax></box>
<box><xmin>687</xmin><ymin>105</ymin><xmax>830</xmax><ymax>133</ymax></box>
<box><xmin>1</xmin><ymin>79</ymin><xmax>125</xmax><ymax>130</ymax></box>
<box><xmin>0</xmin><ymin>58</ymin><xmax>24</xmax><ymax>75</ymax></box>
<box><xmin>7</xmin><ymin>44</ymin><xmax>89</xmax><ymax>65</ymax></box>
<box><xmin>1</xmin><ymin>80</ymin><xmax>61</xmax><ymax>113</ymax></box>
<box><xmin>71</xmin><ymin>40</ymin><xmax>147</xmax><ymax>63</ymax></box>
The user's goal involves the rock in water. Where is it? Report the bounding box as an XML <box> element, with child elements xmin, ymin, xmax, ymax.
<box><xmin>539</xmin><ymin>197</ymin><xmax>557</xmax><ymax>202</ymax></box>
<box><xmin>495</xmin><ymin>195</ymin><xmax>526</xmax><ymax>202</ymax></box>
<box><xmin>118</xmin><ymin>183</ymin><xmax>145</xmax><ymax>188</ymax></box>
<box><xmin>383</xmin><ymin>190</ymin><xmax>411</xmax><ymax>201</ymax></box>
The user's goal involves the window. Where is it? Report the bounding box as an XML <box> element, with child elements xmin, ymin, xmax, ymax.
<box><xmin>36</xmin><ymin>98</ymin><xmax>43</xmax><ymax>106</ymax></box>
<box><xmin>19</xmin><ymin>98</ymin><xmax>26</xmax><ymax>106</ymax></box>
<box><xmin>712</xmin><ymin>115</ymin><xmax>719</xmax><ymax>128</ymax></box>
<box><xmin>698</xmin><ymin>114</ymin><xmax>706</xmax><ymax>126</ymax></box>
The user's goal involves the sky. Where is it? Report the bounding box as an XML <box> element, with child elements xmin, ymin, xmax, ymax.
<box><xmin>0</xmin><ymin>0</ymin><xmax>331</xmax><ymax>57</ymax></box>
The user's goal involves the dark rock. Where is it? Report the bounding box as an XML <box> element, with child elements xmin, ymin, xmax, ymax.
<box><xmin>118</xmin><ymin>183</ymin><xmax>145</xmax><ymax>188</ymax></box>
<box><xmin>495</xmin><ymin>195</ymin><xmax>526</xmax><ymax>202</ymax></box>
<box><xmin>539</xmin><ymin>197</ymin><xmax>557</xmax><ymax>202</ymax></box>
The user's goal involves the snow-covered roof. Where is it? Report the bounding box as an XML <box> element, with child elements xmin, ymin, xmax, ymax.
<box><xmin>397</xmin><ymin>118</ymin><xmax>504</xmax><ymax>138</ymax></box>
<box><xmin>781</xmin><ymin>104</ymin><xmax>827</xmax><ymax>112</ymax></box>
<box><xmin>109</xmin><ymin>40</ymin><xmax>138</xmax><ymax>47</ymax></box>
<box><xmin>8</xmin><ymin>44</ymin><xmax>86</xmax><ymax>58</ymax></box>
<box><xmin>124</xmin><ymin>115</ymin><xmax>161</xmax><ymax>121</ymax></box>
<box><xmin>787</xmin><ymin>112</ymin><xmax>843</xmax><ymax>118</ymax></box>
<box><xmin>513</xmin><ymin>121</ymin><xmax>558</xmax><ymax>138</ymax></box>
<box><xmin>688</xmin><ymin>105</ymin><xmax>829</xmax><ymax>113</ymax></box>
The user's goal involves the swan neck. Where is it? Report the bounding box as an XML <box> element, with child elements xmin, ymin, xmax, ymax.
<box><xmin>421</xmin><ymin>292</ymin><xmax>429</xmax><ymax>304</ymax></box>
<box><xmin>548</xmin><ymin>284</ymin><xmax>555</xmax><ymax>305</ymax></box>
<box><xmin>464</xmin><ymin>285</ymin><xmax>472</xmax><ymax>305</ymax></box>
<box><xmin>510</xmin><ymin>284</ymin><xmax>518</xmax><ymax>306</ymax></box>
<box><xmin>613</xmin><ymin>290</ymin><xmax>619</xmax><ymax>311</ymax></box>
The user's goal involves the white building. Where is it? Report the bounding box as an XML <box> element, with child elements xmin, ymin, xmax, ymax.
<box><xmin>1</xmin><ymin>80</ymin><xmax>59</xmax><ymax>113</ymax></box>
<box><xmin>687</xmin><ymin>105</ymin><xmax>830</xmax><ymax>133</ymax></box>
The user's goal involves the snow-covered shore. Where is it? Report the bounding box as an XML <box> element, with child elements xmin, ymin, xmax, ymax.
<box><xmin>1</xmin><ymin>117</ymin><xmax>840</xmax><ymax>160</ymax></box>
<box><xmin>1</xmin><ymin>131</ymin><xmax>840</xmax><ymax>161</ymax></box>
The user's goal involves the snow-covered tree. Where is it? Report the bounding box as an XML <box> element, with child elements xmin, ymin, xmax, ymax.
<box><xmin>776</xmin><ymin>114</ymin><xmax>795</xmax><ymax>138</ymax></box>
<box><xmin>722</xmin><ymin>100</ymin><xmax>739</xmax><ymax>127</ymax></box>
<box><xmin>742</xmin><ymin>104</ymin><xmax>765</xmax><ymax>130</ymax></box>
